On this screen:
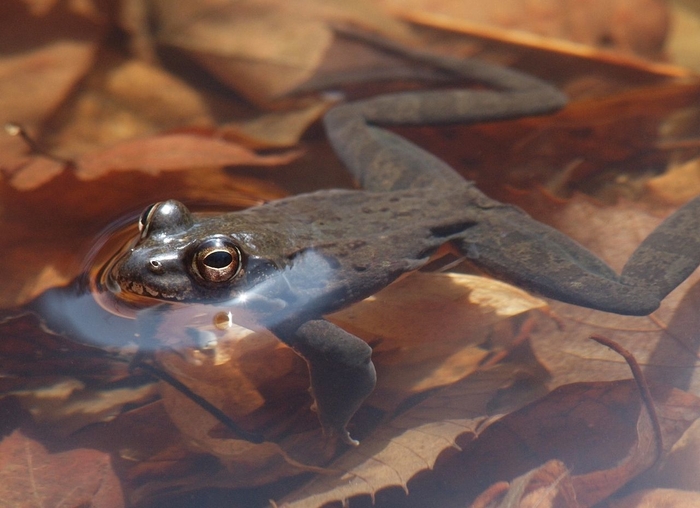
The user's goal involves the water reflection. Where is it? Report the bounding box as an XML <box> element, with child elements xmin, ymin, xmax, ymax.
<box><xmin>26</xmin><ymin>246</ymin><xmax>334</xmax><ymax>354</ymax></box>
<box><xmin>19</xmin><ymin>223</ymin><xmax>340</xmax><ymax>447</ymax></box>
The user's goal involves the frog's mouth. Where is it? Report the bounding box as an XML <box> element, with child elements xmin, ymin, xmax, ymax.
<box><xmin>97</xmin><ymin>249</ymin><xmax>172</xmax><ymax>302</ymax></box>
<box><xmin>97</xmin><ymin>260</ymin><xmax>139</xmax><ymax>302</ymax></box>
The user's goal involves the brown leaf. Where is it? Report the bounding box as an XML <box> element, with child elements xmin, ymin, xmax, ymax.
<box><xmin>220</xmin><ymin>100</ymin><xmax>335</xmax><ymax>149</ymax></box>
<box><xmin>143</xmin><ymin>0</ymin><xmax>412</xmax><ymax>103</ymax></box>
<box><xmin>10</xmin><ymin>380</ymin><xmax>158</xmax><ymax>437</ymax></box>
<box><xmin>271</xmin><ymin>275</ymin><xmax>545</xmax><ymax>506</ymax></box>
<box><xmin>646</xmin><ymin>158</ymin><xmax>700</xmax><ymax>206</ymax></box>
<box><xmin>21</xmin><ymin>0</ymin><xmax>61</xmax><ymax>15</ymax></box>
<box><xmin>278</xmin><ymin>365</ymin><xmax>535</xmax><ymax>508</ymax></box>
<box><xmin>439</xmin><ymin>380</ymin><xmax>700</xmax><ymax>507</ymax></box>
<box><xmin>0</xmin><ymin>429</ymin><xmax>124</xmax><ymax>508</ymax></box>
<box><xmin>0</xmin><ymin>1</ymin><xmax>104</xmax><ymax>183</ymax></box>
<box><xmin>607</xmin><ymin>488</ymin><xmax>700</xmax><ymax>508</ymax></box>
<box><xmin>330</xmin><ymin>273</ymin><xmax>547</xmax><ymax>409</ymax></box>
<box><xmin>379</xmin><ymin>0</ymin><xmax>670</xmax><ymax>60</ymax></box>
<box><xmin>652</xmin><ymin>418</ymin><xmax>700</xmax><ymax>492</ymax></box>
<box><xmin>0</xmin><ymin>1</ymin><xmax>103</xmax><ymax>127</ymax></box>
<box><xmin>6</xmin><ymin>155</ymin><xmax>66</xmax><ymax>191</ymax></box>
<box><xmin>44</xmin><ymin>57</ymin><xmax>217</xmax><ymax>159</ymax></box>
<box><xmin>471</xmin><ymin>460</ymin><xmax>581</xmax><ymax>508</ymax></box>
<box><xmin>0</xmin><ymin>311</ymin><xmax>128</xmax><ymax>382</ymax></box>
<box><xmin>75</xmin><ymin>133</ymin><xmax>300</xmax><ymax>179</ymax></box>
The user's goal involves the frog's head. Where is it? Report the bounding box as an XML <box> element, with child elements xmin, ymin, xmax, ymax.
<box><xmin>105</xmin><ymin>200</ymin><xmax>251</xmax><ymax>303</ymax></box>
<box><xmin>104</xmin><ymin>199</ymin><xmax>339</xmax><ymax>324</ymax></box>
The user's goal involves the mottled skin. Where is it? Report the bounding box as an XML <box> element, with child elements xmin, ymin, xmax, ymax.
<box><xmin>106</xmin><ymin>53</ymin><xmax>700</xmax><ymax>445</ymax></box>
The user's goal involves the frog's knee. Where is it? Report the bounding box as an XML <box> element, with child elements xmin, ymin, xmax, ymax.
<box><xmin>590</xmin><ymin>289</ymin><xmax>661</xmax><ymax>316</ymax></box>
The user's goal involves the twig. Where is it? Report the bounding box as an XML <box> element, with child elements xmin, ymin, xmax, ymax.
<box><xmin>133</xmin><ymin>359</ymin><xmax>265</xmax><ymax>444</ymax></box>
<box><xmin>589</xmin><ymin>334</ymin><xmax>663</xmax><ymax>466</ymax></box>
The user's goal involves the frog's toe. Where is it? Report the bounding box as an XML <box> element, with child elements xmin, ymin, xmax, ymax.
<box><xmin>320</xmin><ymin>422</ymin><xmax>360</xmax><ymax>447</ymax></box>
<box><xmin>336</xmin><ymin>427</ymin><xmax>360</xmax><ymax>447</ymax></box>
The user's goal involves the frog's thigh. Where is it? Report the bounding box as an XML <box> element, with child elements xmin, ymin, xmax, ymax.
<box><xmin>288</xmin><ymin>319</ymin><xmax>376</xmax><ymax>445</ymax></box>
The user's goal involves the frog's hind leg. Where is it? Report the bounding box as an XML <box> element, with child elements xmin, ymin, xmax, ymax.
<box><xmin>459</xmin><ymin>197</ymin><xmax>700</xmax><ymax>315</ymax></box>
<box><xmin>323</xmin><ymin>57</ymin><xmax>566</xmax><ymax>192</ymax></box>
<box><xmin>272</xmin><ymin>319</ymin><xmax>376</xmax><ymax>446</ymax></box>
<box><xmin>325</xmin><ymin>109</ymin><xmax>470</xmax><ymax>192</ymax></box>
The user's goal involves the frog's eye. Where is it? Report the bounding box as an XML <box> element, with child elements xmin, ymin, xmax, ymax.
<box><xmin>138</xmin><ymin>203</ymin><xmax>157</xmax><ymax>235</ymax></box>
<box><xmin>192</xmin><ymin>237</ymin><xmax>242</xmax><ymax>283</ymax></box>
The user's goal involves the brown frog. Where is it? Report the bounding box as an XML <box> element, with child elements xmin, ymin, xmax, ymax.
<box><xmin>40</xmin><ymin>49</ymin><xmax>700</xmax><ymax>445</ymax></box>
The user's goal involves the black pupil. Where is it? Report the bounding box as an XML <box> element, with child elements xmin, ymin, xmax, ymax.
<box><xmin>204</xmin><ymin>250</ymin><xmax>233</xmax><ymax>269</ymax></box>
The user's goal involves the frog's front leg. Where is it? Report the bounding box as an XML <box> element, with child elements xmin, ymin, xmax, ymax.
<box><xmin>272</xmin><ymin>319</ymin><xmax>376</xmax><ymax>445</ymax></box>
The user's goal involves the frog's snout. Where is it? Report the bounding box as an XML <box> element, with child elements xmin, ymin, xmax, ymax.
<box><xmin>105</xmin><ymin>249</ymin><xmax>157</xmax><ymax>298</ymax></box>
<box><xmin>104</xmin><ymin>244</ymin><xmax>195</xmax><ymax>302</ymax></box>
<box><xmin>104</xmin><ymin>250</ymin><xmax>141</xmax><ymax>295</ymax></box>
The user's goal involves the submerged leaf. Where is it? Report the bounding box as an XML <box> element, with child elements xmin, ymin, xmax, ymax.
<box><xmin>279</xmin><ymin>365</ymin><xmax>539</xmax><ymax>508</ymax></box>
<box><xmin>0</xmin><ymin>1</ymin><xmax>104</xmax><ymax>186</ymax></box>
<box><xmin>148</xmin><ymin>0</ymin><xmax>411</xmax><ymax>103</ymax></box>
<box><xmin>220</xmin><ymin>100</ymin><xmax>334</xmax><ymax>149</ymax></box>
<box><xmin>330</xmin><ymin>272</ymin><xmax>547</xmax><ymax>407</ymax></box>
<box><xmin>379</xmin><ymin>0</ymin><xmax>671</xmax><ymax>60</ymax></box>
<box><xmin>0</xmin><ymin>429</ymin><xmax>124</xmax><ymax>508</ymax></box>
<box><xmin>609</xmin><ymin>488</ymin><xmax>700</xmax><ymax>508</ymax></box>
<box><xmin>75</xmin><ymin>133</ymin><xmax>300</xmax><ymax>179</ymax></box>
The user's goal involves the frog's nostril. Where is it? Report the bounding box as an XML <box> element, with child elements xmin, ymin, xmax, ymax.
<box><xmin>149</xmin><ymin>259</ymin><xmax>165</xmax><ymax>274</ymax></box>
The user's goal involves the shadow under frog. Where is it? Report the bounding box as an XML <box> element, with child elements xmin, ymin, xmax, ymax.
<box><xmin>26</xmin><ymin>46</ymin><xmax>700</xmax><ymax>446</ymax></box>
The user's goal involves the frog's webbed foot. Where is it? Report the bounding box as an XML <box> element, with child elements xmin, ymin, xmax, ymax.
<box><xmin>275</xmin><ymin>319</ymin><xmax>376</xmax><ymax>446</ymax></box>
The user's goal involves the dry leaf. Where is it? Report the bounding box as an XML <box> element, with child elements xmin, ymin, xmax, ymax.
<box><xmin>378</xmin><ymin>0</ymin><xmax>670</xmax><ymax>59</ymax></box>
<box><xmin>21</xmin><ymin>0</ymin><xmax>61</xmax><ymax>15</ymax></box>
<box><xmin>142</xmin><ymin>0</ymin><xmax>411</xmax><ymax>103</ymax></box>
<box><xmin>10</xmin><ymin>380</ymin><xmax>158</xmax><ymax>437</ymax></box>
<box><xmin>0</xmin><ymin>2</ymin><xmax>103</xmax><ymax>126</ymax></box>
<box><xmin>0</xmin><ymin>429</ymin><xmax>124</xmax><ymax>508</ymax></box>
<box><xmin>653</xmin><ymin>418</ymin><xmax>700</xmax><ymax>492</ymax></box>
<box><xmin>646</xmin><ymin>158</ymin><xmax>700</xmax><ymax>206</ymax></box>
<box><xmin>10</xmin><ymin>131</ymin><xmax>300</xmax><ymax>188</ymax></box>
<box><xmin>330</xmin><ymin>272</ymin><xmax>547</xmax><ymax>408</ymax></box>
<box><xmin>220</xmin><ymin>100</ymin><xmax>334</xmax><ymax>149</ymax></box>
<box><xmin>278</xmin><ymin>365</ymin><xmax>535</xmax><ymax>508</ymax></box>
<box><xmin>471</xmin><ymin>460</ymin><xmax>580</xmax><ymax>508</ymax></box>
<box><xmin>0</xmin><ymin>1</ymin><xmax>104</xmax><ymax>181</ymax></box>
<box><xmin>6</xmin><ymin>156</ymin><xmax>66</xmax><ymax>191</ymax></box>
<box><xmin>44</xmin><ymin>57</ymin><xmax>216</xmax><ymax>159</ymax></box>
<box><xmin>53</xmin><ymin>272</ymin><xmax>543</xmax><ymax>503</ymax></box>
<box><xmin>439</xmin><ymin>380</ymin><xmax>700</xmax><ymax>507</ymax></box>
<box><xmin>75</xmin><ymin>133</ymin><xmax>300</xmax><ymax>179</ymax></box>
<box><xmin>608</xmin><ymin>488</ymin><xmax>700</xmax><ymax>508</ymax></box>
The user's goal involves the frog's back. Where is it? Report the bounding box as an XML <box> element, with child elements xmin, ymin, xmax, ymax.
<box><xmin>222</xmin><ymin>183</ymin><xmax>506</xmax><ymax>314</ymax></box>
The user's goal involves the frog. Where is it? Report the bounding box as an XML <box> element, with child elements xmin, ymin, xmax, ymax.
<box><xmin>97</xmin><ymin>48</ymin><xmax>700</xmax><ymax>446</ymax></box>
